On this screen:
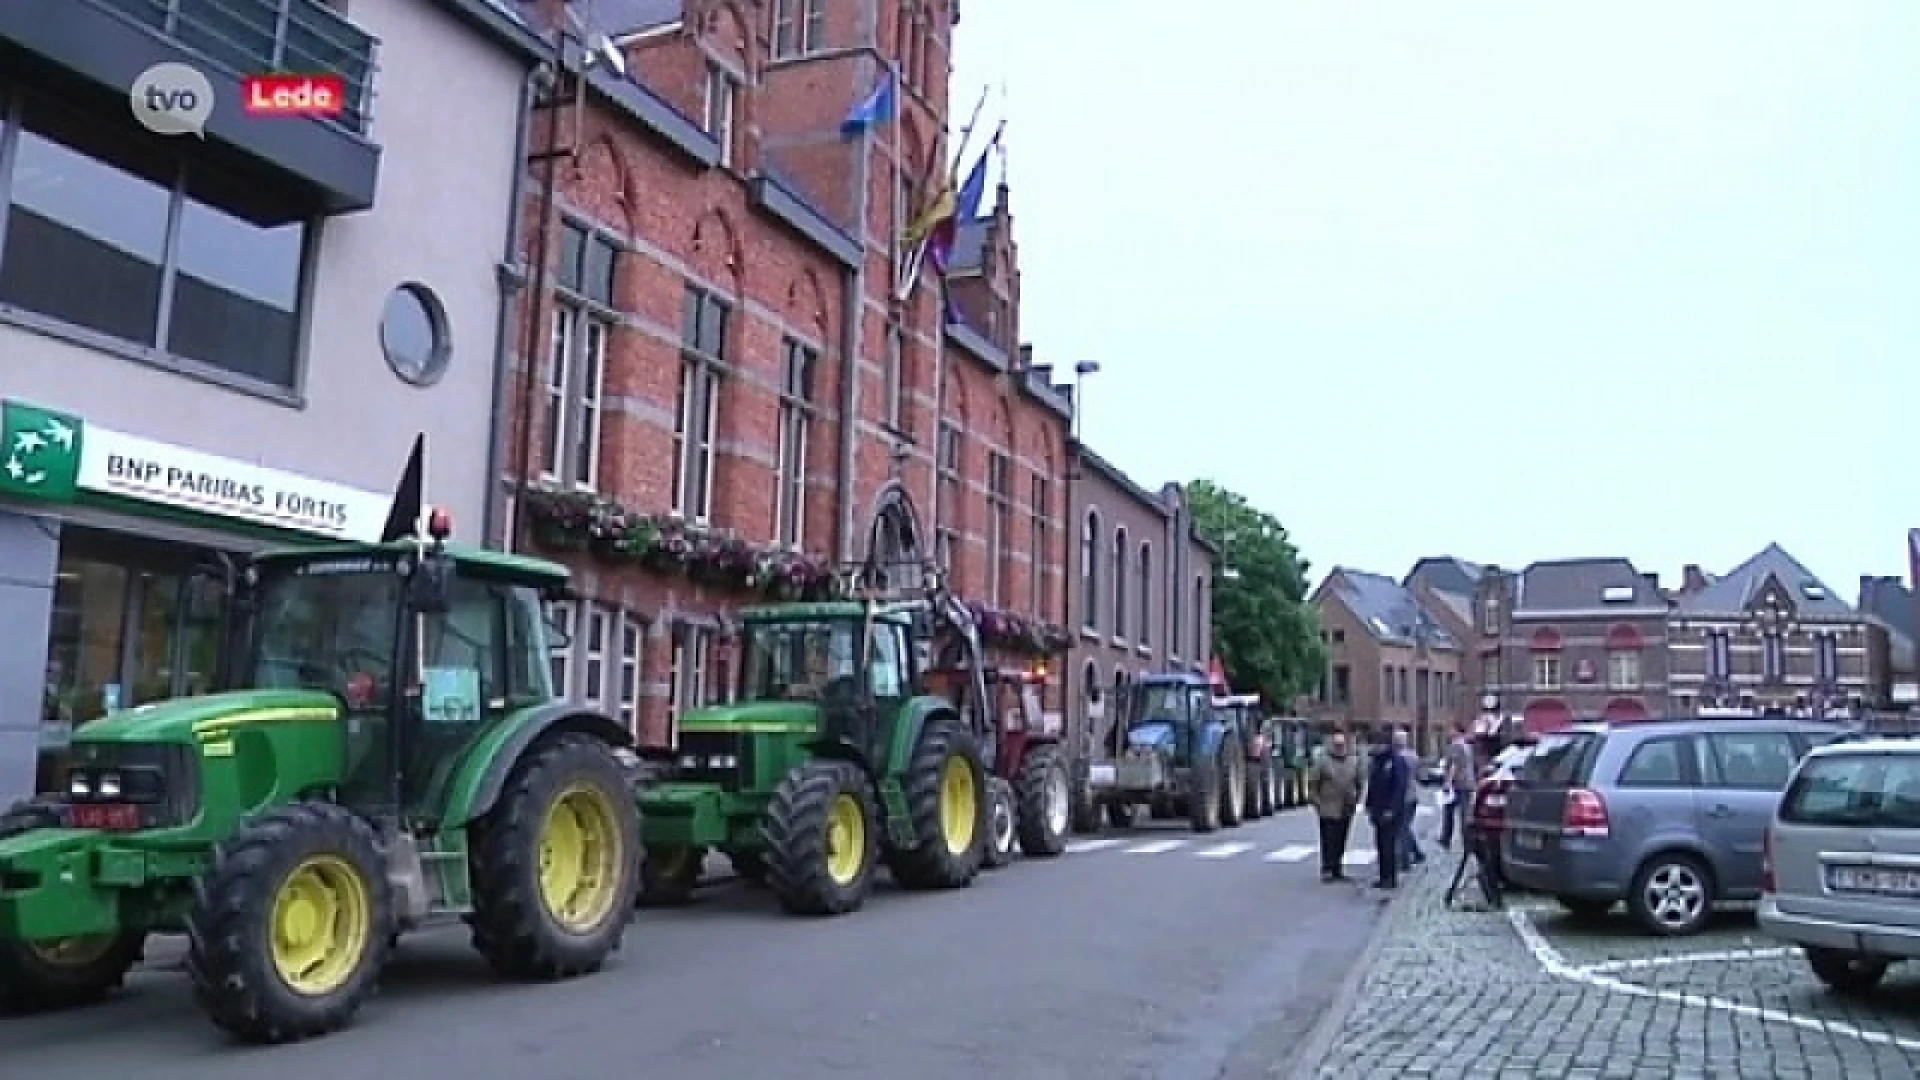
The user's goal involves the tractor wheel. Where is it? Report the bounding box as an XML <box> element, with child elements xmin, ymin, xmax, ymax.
<box><xmin>1070</xmin><ymin>769</ymin><xmax>1102</xmax><ymax>835</ymax></box>
<box><xmin>1106</xmin><ymin>800</ymin><xmax>1138</xmax><ymax>829</ymax></box>
<box><xmin>1189</xmin><ymin>747</ymin><xmax>1224</xmax><ymax>833</ymax></box>
<box><xmin>0</xmin><ymin>800</ymin><xmax>145</xmax><ymax>1013</ymax></box>
<box><xmin>185</xmin><ymin>802</ymin><xmax>390</xmax><ymax>1044</ymax></box>
<box><xmin>763</xmin><ymin>759</ymin><xmax>879</xmax><ymax>916</ymax></box>
<box><xmin>637</xmin><ymin>845</ymin><xmax>703</xmax><ymax>907</ymax></box>
<box><xmin>726</xmin><ymin>848</ymin><xmax>768</xmax><ymax>886</ymax></box>
<box><xmin>468</xmin><ymin>734</ymin><xmax>641</xmax><ymax>979</ymax></box>
<box><xmin>1241</xmin><ymin>760</ymin><xmax>1263</xmax><ymax>821</ymax></box>
<box><xmin>983</xmin><ymin>778</ymin><xmax>1016</xmax><ymax>870</ymax></box>
<box><xmin>887</xmin><ymin>718</ymin><xmax>989</xmax><ymax>890</ymax></box>
<box><xmin>1220</xmin><ymin>752</ymin><xmax>1247</xmax><ymax>828</ymax></box>
<box><xmin>1258</xmin><ymin>765</ymin><xmax>1276</xmax><ymax>817</ymax></box>
<box><xmin>1015</xmin><ymin>744</ymin><xmax>1071</xmax><ymax>857</ymax></box>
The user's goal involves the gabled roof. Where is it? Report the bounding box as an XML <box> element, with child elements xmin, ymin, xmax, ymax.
<box><xmin>1512</xmin><ymin>558</ymin><xmax>1666</xmax><ymax>615</ymax></box>
<box><xmin>1319</xmin><ymin>569</ymin><xmax>1459</xmax><ymax>650</ymax></box>
<box><xmin>1403</xmin><ymin>556</ymin><xmax>1483</xmax><ymax>598</ymax></box>
<box><xmin>1673</xmin><ymin>543</ymin><xmax>1854</xmax><ymax>619</ymax></box>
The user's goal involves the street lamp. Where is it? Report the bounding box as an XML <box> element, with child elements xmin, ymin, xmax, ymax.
<box><xmin>1071</xmin><ymin>360</ymin><xmax>1100</xmax><ymax>442</ymax></box>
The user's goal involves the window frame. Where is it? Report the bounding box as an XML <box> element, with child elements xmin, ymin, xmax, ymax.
<box><xmin>883</xmin><ymin>323</ymin><xmax>907</xmax><ymax>431</ymax></box>
<box><xmin>703</xmin><ymin>63</ymin><xmax>738</xmax><ymax>167</ymax></box>
<box><xmin>675</xmin><ymin>286</ymin><xmax>728</xmax><ymax>522</ymax></box>
<box><xmin>617</xmin><ymin>616</ymin><xmax>642</xmax><ymax>735</ymax></box>
<box><xmin>1080</xmin><ymin>509</ymin><xmax>1101</xmax><ymax>630</ymax></box>
<box><xmin>1111</xmin><ymin>526</ymin><xmax>1129</xmax><ymax>640</ymax></box>
<box><xmin>1028</xmin><ymin>473</ymin><xmax>1049</xmax><ymax>618</ymax></box>
<box><xmin>986</xmin><ymin>450</ymin><xmax>1011</xmax><ymax>606</ymax></box>
<box><xmin>1136</xmin><ymin>540</ymin><xmax>1152</xmax><ymax>646</ymax></box>
<box><xmin>1696</xmin><ymin>730</ymin><xmax>1801</xmax><ymax>791</ymax></box>
<box><xmin>935</xmin><ymin>419</ymin><xmax>962</xmax><ymax>572</ymax></box>
<box><xmin>547</xmin><ymin>600</ymin><xmax>577</xmax><ymax>699</ymax></box>
<box><xmin>1607</xmin><ymin>648</ymin><xmax>1640</xmax><ymax>691</ymax></box>
<box><xmin>1615</xmin><ymin>734</ymin><xmax>1695</xmax><ymax>790</ymax></box>
<box><xmin>1532</xmin><ymin>653</ymin><xmax>1561</xmax><ymax>691</ymax></box>
<box><xmin>774</xmin><ymin>338</ymin><xmax>816</xmax><ymax>546</ymax></box>
<box><xmin>771</xmin><ymin>0</ymin><xmax>824</xmax><ymax>59</ymax></box>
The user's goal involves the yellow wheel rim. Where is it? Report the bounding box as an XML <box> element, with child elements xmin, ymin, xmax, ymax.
<box><xmin>270</xmin><ymin>855</ymin><xmax>372</xmax><ymax>996</ymax></box>
<box><xmin>538</xmin><ymin>784</ymin><xmax>624</xmax><ymax>933</ymax></box>
<box><xmin>939</xmin><ymin>755</ymin><xmax>977</xmax><ymax>856</ymax></box>
<box><xmin>825</xmin><ymin>792</ymin><xmax>867</xmax><ymax>886</ymax></box>
<box><xmin>27</xmin><ymin>936</ymin><xmax>116</xmax><ymax>967</ymax></box>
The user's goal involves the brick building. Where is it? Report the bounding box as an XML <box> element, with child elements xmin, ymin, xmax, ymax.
<box><xmin>1403</xmin><ymin>556</ymin><xmax>1484</xmax><ymax>721</ymax></box>
<box><xmin>1473</xmin><ymin>559</ymin><xmax>1671</xmax><ymax>733</ymax></box>
<box><xmin>1308</xmin><ymin>569</ymin><xmax>1463</xmax><ymax>753</ymax></box>
<box><xmin>1063</xmin><ymin>444</ymin><xmax>1216</xmax><ymax>753</ymax></box>
<box><xmin>498</xmin><ymin>0</ymin><xmax>1074</xmax><ymax>746</ymax></box>
<box><xmin>1666</xmin><ymin>544</ymin><xmax>1880</xmax><ymax>719</ymax></box>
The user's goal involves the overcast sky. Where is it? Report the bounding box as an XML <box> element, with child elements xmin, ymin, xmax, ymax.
<box><xmin>950</xmin><ymin>1</ymin><xmax>1917</xmax><ymax>598</ymax></box>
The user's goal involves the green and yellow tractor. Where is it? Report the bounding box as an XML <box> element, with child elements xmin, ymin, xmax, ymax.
<box><xmin>636</xmin><ymin>564</ymin><xmax>1003</xmax><ymax>915</ymax></box>
<box><xmin>0</xmin><ymin>492</ymin><xmax>640</xmax><ymax>1042</ymax></box>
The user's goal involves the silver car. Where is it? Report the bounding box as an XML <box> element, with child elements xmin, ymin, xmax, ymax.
<box><xmin>1760</xmin><ymin>738</ymin><xmax>1920</xmax><ymax>994</ymax></box>
<box><xmin>1503</xmin><ymin>718</ymin><xmax>1842</xmax><ymax>935</ymax></box>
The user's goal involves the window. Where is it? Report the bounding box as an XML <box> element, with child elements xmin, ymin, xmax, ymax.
<box><xmin>1169</xmin><ymin>565</ymin><xmax>1183</xmax><ymax>657</ymax></box>
<box><xmin>987</xmin><ymin>451</ymin><xmax>1011</xmax><ymax>605</ymax></box>
<box><xmin>1482</xmin><ymin>655</ymin><xmax>1499</xmax><ymax>689</ymax></box>
<box><xmin>1532</xmin><ymin>654</ymin><xmax>1561</xmax><ymax>690</ymax></box>
<box><xmin>1763</xmin><ymin>632</ymin><xmax>1786</xmax><ymax>684</ymax></box>
<box><xmin>1331</xmin><ymin>664</ymin><xmax>1351</xmax><ymax>704</ymax></box>
<box><xmin>1192</xmin><ymin>575</ymin><xmax>1205</xmax><ymax>660</ymax></box>
<box><xmin>617</xmin><ymin>618</ymin><xmax>642</xmax><ymax>734</ymax></box>
<box><xmin>0</xmin><ymin>95</ymin><xmax>308</xmax><ymax>390</ymax></box>
<box><xmin>1817</xmin><ymin>632</ymin><xmax>1839</xmax><ymax>686</ymax></box>
<box><xmin>1698</xmin><ymin>731</ymin><xmax>1799</xmax><ymax>790</ymax></box>
<box><xmin>936</xmin><ymin>420</ymin><xmax>962</xmax><ymax>572</ymax></box>
<box><xmin>1480</xmin><ymin>596</ymin><xmax>1500</xmax><ymax>636</ymax></box>
<box><xmin>547</xmin><ymin>600</ymin><xmax>576</xmax><ymax>698</ymax></box>
<box><xmin>703</xmin><ymin>64</ymin><xmax>738</xmax><ymax>167</ymax></box>
<box><xmin>669</xmin><ymin>624</ymin><xmax>716</xmax><ymax>733</ymax></box>
<box><xmin>1607</xmin><ymin>649</ymin><xmax>1640</xmax><ymax>690</ymax></box>
<box><xmin>1080</xmin><ymin>510</ymin><xmax>1101</xmax><ymax>629</ymax></box>
<box><xmin>1111</xmin><ymin>527</ymin><xmax>1129</xmax><ymax>639</ymax></box>
<box><xmin>775</xmin><ymin>339</ymin><xmax>816</xmax><ymax>546</ymax></box>
<box><xmin>868</xmin><ymin>623</ymin><xmax>908</xmax><ymax>697</ymax></box>
<box><xmin>583</xmin><ymin>606</ymin><xmax>610</xmax><ymax>707</ymax></box>
<box><xmin>883</xmin><ymin>324</ymin><xmax>907</xmax><ymax>430</ymax></box>
<box><xmin>1782</xmin><ymin>753</ymin><xmax>1920</xmax><ymax>828</ymax></box>
<box><xmin>1137</xmin><ymin>542</ymin><xmax>1152</xmax><ymax>646</ymax></box>
<box><xmin>378</xmin><ymin>283</ymin><xmax>450</xmax><ymax>386</ymax></box>
<box><xmin>1617</xmin><ymin>736</ymin><xmax>1689</xmax><ymax>789</ymax></box>
<box><xmin>543</xmin><ymin>221</ymin><xmax>616</xmax><ymax>487</ymax></box>
<box><xmin>1029</xmin><ymin>474</ymin><xmax>1049</xmax><ymax>617</ymax></box>
<box><xmin>772</xmin><ymin>0</ymin><xmax>825</xmax><ymax>57</ymax></box>
<box><xmin>675</xmin><ymin>286</ymin><xmax>727</xmax><ymax>520</ymax></box>
<box><xmin>1707</xmin><ymin>631</ymin><xmax>1732</xmax><ymax>682</ymax></box>
<box><xmin>1384</xmin><ymin>665</ymin><xmax>1397</xmax><ymax>705</ymax></box>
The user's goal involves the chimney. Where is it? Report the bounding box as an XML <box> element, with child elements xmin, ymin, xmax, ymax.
<box><xmin>1642</xmin><ymin>572</ymin><xmax>1661</xmax><ymax>595</ymax></box>
<box><xmin>1682</xmin><ymin>564</ymin><xmax>1709</xmax><ymax>593</ymax></box>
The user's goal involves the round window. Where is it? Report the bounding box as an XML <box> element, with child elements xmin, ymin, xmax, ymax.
<box><xmin>379</xmin><ymin>283</ymin><xmax>450</xmax><ymax>386</ymax></box>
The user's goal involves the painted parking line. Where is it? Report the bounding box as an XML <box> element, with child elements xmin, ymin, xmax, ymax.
<box><xmin>1196</xmin><ymin>842</ymin><xmax>1256</xmax><ymax>859</ymax></box>
<box><xmin>1126</xmin><ymin>839</ymin><xmax>1189</xmax><ymax>854</ymax></box>
<box><xmin>1266</xmin><ymin>844</ymin><xmax>1316</xmax><ymax>863</ymax></box>
<box><xmin>1576</xmin><ymin>947</ymin><xmax>1797</xmax><ymax>976</ymax></box>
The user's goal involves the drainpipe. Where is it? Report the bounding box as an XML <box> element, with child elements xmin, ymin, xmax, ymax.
<box><xmin>483</xmin><ymin>65</ymin><xmax>541</xmax><ymax>549</ymax></box>
<box><xmin>506</xmin><ymin>46</ymin><xmax>570</xmax><ymax>555</ymax></box>
<box><xmin>834</xmin><ymin>13</ymin><xmax>878</xmax><ymax>565</ymax></box>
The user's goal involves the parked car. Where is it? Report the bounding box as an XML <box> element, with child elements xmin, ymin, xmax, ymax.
<box><xmin>1502</xmin><ymin>717</ymin><xmax>1844</xmax><ymax>935</ymax></box>
<box><xmin>1760</xmin><ymin>738</ymin><xmax>1920</xmax><ymax>994</ymax></box>
<box><xmin>1470</xmin><ymin>743</ymin><xmax>1534</xmax><ymax>886</ymax></box>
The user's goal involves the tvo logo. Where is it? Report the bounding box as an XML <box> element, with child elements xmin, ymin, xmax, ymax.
<box><xmin>129</xmin><ymin>62</ymin><xmax>213</xmax><ymax>137</ymax></box>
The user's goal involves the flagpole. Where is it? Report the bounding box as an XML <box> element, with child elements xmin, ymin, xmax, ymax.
<box><xmin>947</xmin><ymin>83</ymin><xmax>990</xmax><ymax>180</ymax></box>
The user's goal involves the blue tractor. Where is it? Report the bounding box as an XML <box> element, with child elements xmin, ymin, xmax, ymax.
<box><xmin>1083</xmin><ymin>672</ymin><xmax>1246</xmax><ymax>833</ymax></box>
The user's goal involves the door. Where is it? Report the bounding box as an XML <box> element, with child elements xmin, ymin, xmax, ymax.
<box><xmin>1692</xmin><ymin>729</ymin><xmax>1803</xmax><ymax>898</ymax></box>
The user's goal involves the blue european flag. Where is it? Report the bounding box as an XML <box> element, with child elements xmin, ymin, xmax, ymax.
<box><xmin>840</xmin><ymin>69</ymin><xmax>897</xmax><ymax>139</ymax></box>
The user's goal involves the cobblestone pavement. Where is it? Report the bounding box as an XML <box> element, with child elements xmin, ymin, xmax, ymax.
<box><xmin>1300</xmin><ymin>835</ymin><xmax>1920</xmax><ymax>1079</ymax></box>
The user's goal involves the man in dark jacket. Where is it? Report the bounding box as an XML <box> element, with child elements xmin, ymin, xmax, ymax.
<box><xmin>1364</xmin><ymin>729</ymin><xmax>1410</xmax><ymax>889</ymax></box>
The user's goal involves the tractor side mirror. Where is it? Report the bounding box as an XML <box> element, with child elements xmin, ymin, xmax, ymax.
<box><xmin>408</xmin><ymin>553</ymin><xmax>454</xmax><ymax>614</ymax></box>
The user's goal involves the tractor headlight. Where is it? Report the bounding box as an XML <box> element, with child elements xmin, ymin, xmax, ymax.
<box><xmin>96</xmin><ymin>772</ymin><xmax>122</xmax><ymax>798</ymax></box>
<box><xmin>68</xmin><ymin>773</ymin><xmax>91</xmax><ymax>797</ymax></box>
<box><xmin>678</xmin><ymin>755</ymin><xmax>700</xmax><ymax>770</ymax></box>
<box><xmin>709</xmin><ymin>755</ymin><xmax>737</xmax><ymax>770</ymax></box>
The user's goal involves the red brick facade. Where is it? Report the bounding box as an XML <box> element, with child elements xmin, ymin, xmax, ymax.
<box><xmin>501</xmin><ymin>1</ymin><xmax>1072</xmax><ymax>746</ymax></box>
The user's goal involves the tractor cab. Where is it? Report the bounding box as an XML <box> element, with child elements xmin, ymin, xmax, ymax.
<box><xmin>236</xmin><ymin>509</ymin><xmax>571</xmax><ymax>819</ymax></box>
<box><xmin>730</xmin><ymin>600</ymin><xmax>920</xmax><ymax>768</ymax></box>
<box><xmin>1120</xmin><ymin>674</ymin><xmax>1213</xmax><ymax>766</ymax></box>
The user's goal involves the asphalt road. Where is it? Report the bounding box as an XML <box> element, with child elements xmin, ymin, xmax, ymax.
<box><xmin>0</xmin><ymin>807</ymin><xmax>1384</xmax><ymax>1080</ymax></box>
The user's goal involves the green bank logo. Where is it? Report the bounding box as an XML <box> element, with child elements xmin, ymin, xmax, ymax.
<box><xmin>0</xmin><ymin>401</ymin><xmax>82</xmax><ymax>501</ymax></box>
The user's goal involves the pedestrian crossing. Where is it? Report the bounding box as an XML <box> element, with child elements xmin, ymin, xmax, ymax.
<box><xmin>1063</xmin><ymin>836</ymin><xmax>1382</xmax><ymax>866</ymax></box>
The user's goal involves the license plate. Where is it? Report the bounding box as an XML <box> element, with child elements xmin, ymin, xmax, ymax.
<box><xmin>1513</xmin><ymin>830</ymin><xmax>1543</xmax><ymax>849</ymax></box>
<box><xmin>1087</xmin><ymin>764</ymin><xmax>1117</xmax><ymax>787</ymax></box>
<box><xmin>66</xmin><ymin>803</ymin><xmax>141</xmax><ymax>831</ymax></box>
<box><xmin>1828</xmin><ymin>866</ymin><xmax>1920</xmax><ymax>897</ymax></box>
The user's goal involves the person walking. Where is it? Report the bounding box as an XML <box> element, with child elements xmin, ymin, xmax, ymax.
<box><xmin>1395</xmin><ymin>728</ymin><xmax>1425</xmax><ymax>872</ymax></box>
<box><xmin>1364</xmin><ymin>728</ymin><xmax>1410</xmax><ymax>889</ymax></box>
<box><xmin>1438</xmin><ymin>723</ymin><xmax>1476</xmax><ymax>850</ymax></box>
<box><xmin>1310</xmin><ymin>731</ymin><xmax>1363</xmax><ymax>881</ymax></box>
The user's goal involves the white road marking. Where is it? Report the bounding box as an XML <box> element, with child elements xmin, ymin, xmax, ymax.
<box><xmin>1509</xmin><ymin>907</ymin><xmax>1920</xmax><ymax>1052</ymax></box>
<box><xmin>1065</xmin><ymin>838</ymin><xmax>1124</xmax><ymax>854</ymax></box>
<box><xmin>1196</xmin><ymin>842</ymin><xmax>1254</xmax><ymax>859</ymax></box>
<box><xmin>1342</xmin><ymin>851</ymin><xmax>1378</xmax><ymax>866</ymax></box>
<box><xmin>1126</xmin><ymin>839</ymin><xmax>1188</xmax><ymax>854</ymax></box>
<box><xmin>1576</xmin><ymin>947</ymin><xmax>1796</xmax><ymax>976</ymax></box>
<box><xmin>1266</xmin><ymin>845</ymin><xmax>1315</xmax><ymax>862</ymax></box>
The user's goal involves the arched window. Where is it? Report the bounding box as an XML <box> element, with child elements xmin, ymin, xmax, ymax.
<box><xmin>1192</xmin><ymin>574</ymin><xmax>1206</xmax><ymax>661</ymax></box>
<box><xmin>1080</xmin><ymin>509</ymin><xmax>1101</xmax><ymax>629</ymax></box>
<box><xmin>1137</xmin><ymin>542</ymin><xmax>1153</xmax><ymax>647</ymax></box>
<box><xmin>1112</xmin><ymin>527</ymin><xmax>1129</xmax><ymax>640</ymax></box>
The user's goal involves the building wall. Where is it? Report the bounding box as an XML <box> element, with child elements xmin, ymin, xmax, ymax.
<box><xmin>1667</xmin><ymin>618</ymin><xmax>1877</xmax><ymax>715</ymax></box>
<box><xmin>1307</xmin><ymin>594</ymin><xmax>1463</xmax><ymax>751</ymax></box>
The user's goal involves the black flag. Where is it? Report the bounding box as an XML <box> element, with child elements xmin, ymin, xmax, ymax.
<box><xmin>379</xmin><ymin>434</ymin><xmax>426</xmax><ymax>544</ymax></box>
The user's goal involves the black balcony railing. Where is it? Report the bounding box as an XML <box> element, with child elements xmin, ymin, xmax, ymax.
<box><xmin>87</xmin><ymin>0</ymin><xmax>377</xmax><ymax>134</ymax></box>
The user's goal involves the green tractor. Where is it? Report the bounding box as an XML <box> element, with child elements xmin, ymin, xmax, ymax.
<box><xmin>0</xmin><ymin>497</ymin><xmax>640</xmax><ymax>1042</ymax></box>
<box><xmin>636</xmin><ymin>565</ymin><xmax>997</xmax><ymax>915</ymax></box>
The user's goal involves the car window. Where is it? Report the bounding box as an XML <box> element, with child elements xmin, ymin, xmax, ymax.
<box><xmin>1617</xmin><ymin>736</ymin><xmax>1690</xmax><ymax>788</ymax></box>
<box><xmin>1526</xmin><ymin>733</ymin><xmax>1597</xmax><ymax>787</ymax></box>
<box><xmin>1700</xmin><ymin>731</ymin><xmax>1799</xmax><ymax>790</ymax></box>
<box><xmin>1782</xmin><ymin>753</ymin><xmax>1920</xmax><ymax>828</ymax></box>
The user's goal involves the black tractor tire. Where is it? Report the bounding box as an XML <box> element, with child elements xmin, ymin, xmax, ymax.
<box><xmin>468</xmin><ymin>734</ymin><xmax>641</xmax><ymax>979</ymax></box>
<box><xmin>637</xmin><ymin>845</ymin><xmax>703</xmax><ymax>907</ymax></box>
<box><xmin>1069</xmin><ymin>769</ymin><xmax>1102</xmax><ymax>835</ymax></box>
<box><xmin>887</xmin><ymin>719</ymin><xmax>989</xmax><ymax>890</ymax></box>
<box><xmin>1242</xmin><ymin>761</ymin><xmax>1263</xmax><ymax>821</ymax></box>
<box><xmin>0</xmin><ymin>800</ymin><xmax>145</xmax><ymax>1013</ymax></box>
<box><xmin>1106</xmin><ymin>800</ymin><xmax>1138</xmax><ymax>829</ymax></box>
<box><xmin>1015</xmin><ymin>744</ymin><xmax>1072</xmax><ymax>857</ymax></box>
<box><xmin>983</xmin><ymin>778</ymin><xmax>1016</xmax><ymax>870</ymax></box>
<box><xmin>1263</xmin><ymin>766</ymin><xmax>1279</xmax><ymax>816</ymax></box>
<box><xmin>1220</xmin><ymin>751</ymin><xmax>1246</xmax><ymax>829</ymax></box>
<box><xmin>185</xmin><ymin>802</ymin><xmax>391</xmax><ymax>1044</ymax></box>
<box><xmin>1189</xmin><ymin>748</ymin><xmax>1224</xmax><ymax>833</ymax></box>
<box><xmin>763</xmin><ymin>759</ymin><xmax>880</xmax><ymax>916</ymax></box>
<box><xmin>726</xmin><ymin>848</ymin><xmax>768</xmax><ymax>886</ymax></box>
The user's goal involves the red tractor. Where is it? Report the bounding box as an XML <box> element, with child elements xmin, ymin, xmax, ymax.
<box><xmin>921</xmin><ymin>621</ymin><xmax>1072</xmax><ymax>870</ymax></box>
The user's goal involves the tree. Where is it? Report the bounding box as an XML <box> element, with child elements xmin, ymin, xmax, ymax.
<box><xmin>1185</xmin><ymin>479</ymin><xmax>1327</xmax><ymax>707</ymax></box>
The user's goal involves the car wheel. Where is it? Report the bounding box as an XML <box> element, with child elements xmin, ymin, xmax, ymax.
<box><xmin>1627</xmin><ymin>854</ymin><xmax>1713</xmax><ymax>936</ymax></box>
<box><xmin>1805</xmin><ymin>947</ymin><xmax>1890</xmax><ymax>996</ymax></box>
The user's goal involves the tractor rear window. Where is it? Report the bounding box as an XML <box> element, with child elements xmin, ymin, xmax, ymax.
<box><xmin>740</xmin><ymin>621</ymin><xmax>856</xmax><ymax>701</ymax></box>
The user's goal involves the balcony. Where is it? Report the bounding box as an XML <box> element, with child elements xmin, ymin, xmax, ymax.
<box><xmin>0</xmin><ymin>0</ymin><xmax>382</xmax><ymax>219</ymax></box>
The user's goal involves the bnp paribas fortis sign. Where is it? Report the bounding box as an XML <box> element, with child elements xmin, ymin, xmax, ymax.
<box><xmin>0</xmin><ymin>401</ymin><xmax>82</xmax><ymax>501</ymax></box>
